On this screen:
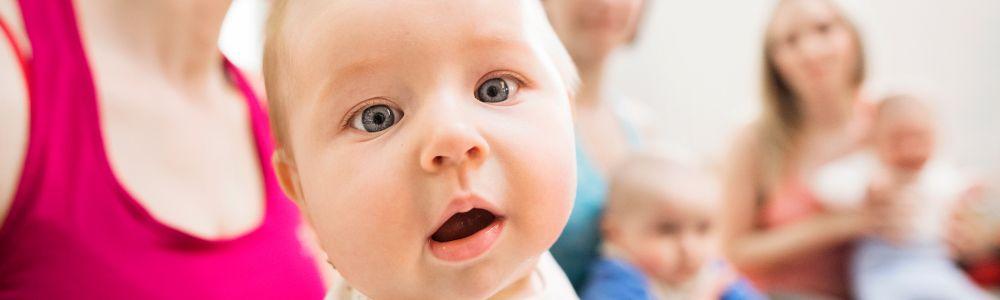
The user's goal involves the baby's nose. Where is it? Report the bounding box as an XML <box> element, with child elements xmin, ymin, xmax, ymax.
<box><xmin>419</xmin><ymin>121</ymin><xmax>490</xmax><ymax>173</ymax></box>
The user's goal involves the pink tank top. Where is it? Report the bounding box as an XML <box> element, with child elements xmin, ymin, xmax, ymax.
<box><xmin>749</xmin><ymin>101</ymin><xmax>875</xmax><ymax>298</ymax></box>
<box><xmin>0</xmin><ymin>1</ymin><xmax>325</xmax><ymax>299</ymax></box>
<box><xmin>751</xmin><ymin>177</ymin><xmax>851</xmax><ymax>298</ymax></box>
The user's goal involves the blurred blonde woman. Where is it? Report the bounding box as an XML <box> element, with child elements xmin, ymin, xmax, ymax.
<box><xmin>721</xmin><ymin>0</ymin><xmax>879</xmax><ymax>298</ymax></box>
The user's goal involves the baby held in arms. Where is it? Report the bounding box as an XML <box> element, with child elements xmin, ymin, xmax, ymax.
<box><xmin>262</xmin><ymin>0</ymin><xmax>582</xmax><ymax>299</ymax></box>
<box><xmin>811</xmin><ymin>94</ymin><xmax>989</xmax><ymax>299</ymax></box>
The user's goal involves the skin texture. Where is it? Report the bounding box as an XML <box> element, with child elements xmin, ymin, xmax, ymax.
<box><xmin>722</xmin><ymin>0</ymin><xmax>870</xmax><ymax>286</ymax></box>
<box><xmin>270</xmin><ymin>1</ymin><xmax>577</xmax><ymax>299</ymax></box>
<box><xmin>543</xmin><ymin>0</ymin><xmax>647</xmax><ymax>176</ymax></box>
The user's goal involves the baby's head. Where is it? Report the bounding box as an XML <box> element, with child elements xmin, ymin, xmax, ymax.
<box><xmin>873</xmin><ymin>94</ymin><xmax>937</xmax><ymax>173</ymax></box>
<box><xmin>263</xmin><ymin>1</ymin><xmax>579</xmax><ymax>298</ymax></box>
<box><xmin>602</xmin><ymin>154</ymin><xmax>721</xmax><ymax>286</ymax></box>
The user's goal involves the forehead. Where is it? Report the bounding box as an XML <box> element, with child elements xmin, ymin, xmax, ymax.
<box><xmin>637</xmin><ymin>185</ymin><xmax>718</xmax><ymax>221</ymax></box>
<box><xmin>879</xmin><ymin>109</ymin><xmax>933</xmax><ymax>131</ymax></box>
<box><xmin>280</xmin><ymin>0</ymin><xmax>542</xmax><ymax>78</ymax></box>
<box><xmin>878</xmin><ymin>98</ymin><xmax>933</xmax><ymax>122</ymax></box>
<box><xmin>770</xmin><ymin>0</ymin><xmax>838</xmax><ymax>36</ymax></box>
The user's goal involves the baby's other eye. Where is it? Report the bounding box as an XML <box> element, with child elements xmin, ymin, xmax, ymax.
<box><xmin>475</xmin><ymin>76</ymin><xmax>519</xmax><ymax>103</ymax></box>
<box><xmin>785</xmin><ymin>33</ymin><xmax>799</xmax><ymax>47</ymax></box>
<box><xmin>350</xmin><ymin>104</ymin><xmax>403</xmax><ymax>133</ymax></box>
<box><xmin>816</xmin><ymin>22</ymin><xmax>833</xmax><ymax>35</ymax></box>
<box><xmin>654</xmin><ymin>222</ymin><xmax>681</xmax><ymax>236</ymax></box>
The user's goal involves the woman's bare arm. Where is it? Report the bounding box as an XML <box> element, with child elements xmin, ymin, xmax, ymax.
<box><xmin>721</xmin><ymin>126</ymin><xmax>866</xmax><ymax>274</ymax></box>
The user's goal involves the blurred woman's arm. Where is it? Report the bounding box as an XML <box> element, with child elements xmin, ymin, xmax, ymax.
<box><xmin>0</xmin><ymin>7</ymin><xmax>29</xmax><ymax>225</ymax></box>
<box><xmin>721</xmin><ymin>127</ymin><xmax>867</xmax><ymax>274</ymax></box>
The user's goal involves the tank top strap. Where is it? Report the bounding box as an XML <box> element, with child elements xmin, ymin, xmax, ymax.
<box><xmin>1</xmin><ymin>0</ymin><xmax>107</xmax><ymax>239</ymax></box>
<box><xmin>16</xmin><ymin>0</ymin><xmax>103</xmax><ymax>157</ymax></box>
<box><xmin>0</xmin><ymin>14</ymin><xmax>30</xmax><ymax>90</ymax></box>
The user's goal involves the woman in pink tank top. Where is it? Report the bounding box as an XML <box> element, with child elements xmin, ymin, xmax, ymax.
<box><xmin>0</xmin><ymin>1</ymin><xmax>325</xmax><ymax>299</ymax></box>
<box><xmin>720</xmin><ymin>0</ymin><xmax>877</xmax><ymax>298</ymax></box>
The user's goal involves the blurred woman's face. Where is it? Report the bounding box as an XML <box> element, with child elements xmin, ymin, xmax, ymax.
<box><xmin>769</xmin><ymin>0</ymin><xmax>860</xmax><ymax>105</ymax></box>
<box><xmin>544</xmin><ymin>0</ymin><xmax>645</xmax><ymax>64</ymax></box>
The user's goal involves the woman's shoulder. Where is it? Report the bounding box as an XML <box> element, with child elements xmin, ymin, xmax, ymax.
<box><xmin>726</xmin><ymin>121</ymin><xmax>767</xmax><ymax>165</ymax></box>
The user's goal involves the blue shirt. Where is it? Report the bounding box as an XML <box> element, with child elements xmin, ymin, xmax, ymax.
<box><xmin>581</xmin><ymin>258</ymin><xmax>766</xmax><ymax>300</ymax></box>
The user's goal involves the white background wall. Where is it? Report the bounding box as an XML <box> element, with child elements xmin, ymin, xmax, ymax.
<box><xmin>220</xmin><ymin>0</ymin><xmax>1000</xmax><ymax>190</ymax></box>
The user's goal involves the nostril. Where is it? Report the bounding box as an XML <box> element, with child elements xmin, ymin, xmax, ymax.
<box><xmin>432</xmin><ymin>156</ymin><xmax>445</xmax><ymax>166</ymax></box>
<box><xmin>467</xmin><ymin>147</ymin><xmax>481</xmax><ymax>160</ymax></box>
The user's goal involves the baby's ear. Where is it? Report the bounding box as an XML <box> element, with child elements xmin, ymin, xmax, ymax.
<box><xmin>272</xmin><ymin>150</ymin><xmax>303</xmax><ymax>206</ymax></box>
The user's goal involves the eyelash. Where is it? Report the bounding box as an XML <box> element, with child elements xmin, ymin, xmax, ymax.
<box><xmin>478</xmin><ymin>70</ymin><xmax>531</xmax><ymax>92</ymax></box>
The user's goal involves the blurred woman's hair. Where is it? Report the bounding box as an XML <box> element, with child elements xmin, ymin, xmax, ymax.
<box><xmin>757</xmin><ymin>0</ymin><xmax>867</xmax><ymax>187</ymax></box>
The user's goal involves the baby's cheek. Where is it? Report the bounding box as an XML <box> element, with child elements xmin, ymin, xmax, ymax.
<box><xmin>502</xmin><ymin>133</ymin><xmax>576</xmax><ymax>249</ymax></box>
<box><xmin>638</xmin><ymin>241</ymin><xmax>679</xmax><ymax>275</ymax></box>
<box><xmin>495</xmin><ymin>100</ymin><xmax>576</xmax><ymax>226</ymax></box>
<box><xmin>298</xmin><ymin>151</ymin><xmax>423</xmax><ymax>279</ymax></box>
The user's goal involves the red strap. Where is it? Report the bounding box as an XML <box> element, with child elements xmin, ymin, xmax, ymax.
<box><xmin>0</xmin><ymin>14</ymin><xmax>30</xmax><ymax>90</ymax></box>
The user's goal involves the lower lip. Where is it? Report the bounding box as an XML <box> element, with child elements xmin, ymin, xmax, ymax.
<box><xmin>428</xmin><ymin>219</ymin><xmax>505</xmax><ymax>262</ymax></box>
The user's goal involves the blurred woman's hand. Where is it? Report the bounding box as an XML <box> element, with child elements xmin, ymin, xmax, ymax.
<box><xmin>863</xmin><ymin>175</ymin><xmax>919</xmax><ymax>244</ymax></box>
<box><xmin>947</xmin><ymin>181</ymin><xmax>995</xmax><ymax>262</ymax></box>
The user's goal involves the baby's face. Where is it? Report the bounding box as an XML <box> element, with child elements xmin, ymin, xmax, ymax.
<box><xmin>611</xmin><ymin>193</ymin><xmax>716</xmax><ymax>285</ymax></box>
<box><xmin>274</xmin><ymin>1</ymin><xmax>576</xmax><ymax>298</ymax></box>
<box><xmin>875</xmin><ymin>109</ymin><xmax>936</xmax><ymax>173</ymax></box>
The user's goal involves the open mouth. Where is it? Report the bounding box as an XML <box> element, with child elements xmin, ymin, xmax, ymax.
<box><xmin>431</xmin><ymin>208</ymin><xmax>497</xmax><ymax>243</ymax></box>
<box><xmin>427</xmin><ymin>207</ymin><xmax>505</xmax><ymax>262</ymax></box>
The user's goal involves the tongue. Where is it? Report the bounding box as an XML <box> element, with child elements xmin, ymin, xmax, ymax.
<box><xmin>431</xmin><ymin>209</ymin><xmax>497</xmax><ymax>243</ymax></box>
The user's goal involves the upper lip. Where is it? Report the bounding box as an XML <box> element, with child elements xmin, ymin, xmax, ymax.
<box><xmin>427</xmin><ymin>192</ymin><xmax>505</xmax><ymax>240</ymax></box>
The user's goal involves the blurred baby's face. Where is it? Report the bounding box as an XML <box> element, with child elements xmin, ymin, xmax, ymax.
<box><xmin>875</xmin><ymin>107</ymin><xmax>936</xmax><ymax>173</ymax></box>
<box><xmin>273</xmin><ymin>1</ymin><xmax>576</xmax><ymax>298</ymax></box>
<box><xmin>610</xmin><ymin>192</ymin><xmax>716</xmax><ymax>285</ymax></box>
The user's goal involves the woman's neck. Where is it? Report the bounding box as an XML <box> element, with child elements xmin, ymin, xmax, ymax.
<box><xmin>79</xmin><ymin>0</ymin><xmax>232</xmax><ymax>91</ymax></box>
<box><xmin>573</xmin><ymin>55</ymin><xmax>612</xmax><ymax>109</ymax></box>
<box><xmin>799</xmin><ymin>90</ymin><xmax>858</xmax><ymax>135</ymax></box>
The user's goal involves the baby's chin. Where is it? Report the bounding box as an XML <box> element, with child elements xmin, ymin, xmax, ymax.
<box><xmin>432</xmin><ymin>247</ymin><xmax>543</xmax><ymax>299</ymax></box>
<box><xmin>347</xmin><ymin>243</ymin><xmax>544</xmax><ymax>299</ymax></box>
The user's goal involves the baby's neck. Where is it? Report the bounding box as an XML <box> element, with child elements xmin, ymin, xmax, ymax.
<box><xmin>489</xmin><ymin>261</ymin><xmax>544</xmax><ymax>299</ymax></box>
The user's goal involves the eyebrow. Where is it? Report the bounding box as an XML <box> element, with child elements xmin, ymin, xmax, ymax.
<box><xmin>463</xmin><ymin>32</ymin><xmax>535</xmax><ymax>57</ymax></box>
<box><xmin>332</xmin><ymin>56</ymin><xmax>390</xmax><ymax>83</ymax></box>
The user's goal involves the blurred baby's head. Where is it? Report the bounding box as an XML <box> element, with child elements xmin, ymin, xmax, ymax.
<box><xmin>602</xmin><ymin>154</ymin><xmax>721</xmax><ymax>285</ymax></box>
<box><xmin>874</xmin><ymin>94</ymin><xmax>937</xmax><ymax>173</ymax></box>
<box><xmin>263</xmin><ymin>1</ymin><xmax>579</xmax><ymax>299</ymax></box>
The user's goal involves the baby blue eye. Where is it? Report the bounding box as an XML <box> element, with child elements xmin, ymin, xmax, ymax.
<box><xmin>350</xmin><ymin>104</ymin><xmax>401</xmax><ymax>133</ymax></box>
<box><xmin>475</xmin><ymin>77</ymin><xmax>519</xmax><ymax>103</ymax></box>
